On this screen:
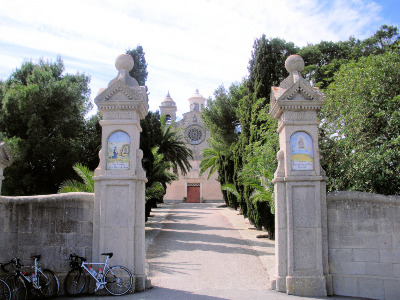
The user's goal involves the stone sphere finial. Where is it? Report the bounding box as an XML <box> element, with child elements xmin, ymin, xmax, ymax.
<box><xmin>115</xmin><ymin>54</ymin><xmax>134</xmax><ymax>72</ymax></box>
<box><xmin>285</xmin><ymin>54</ymin><xmax>304</xmax><ymax>73</ymax></box>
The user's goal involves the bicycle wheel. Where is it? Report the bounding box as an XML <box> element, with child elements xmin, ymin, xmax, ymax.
<box><xmin>38</xmin><ymin>269</ymin><xmax>59</xmax><ymax>298</ymax></box>
<box><xmin>64</xmin><ymin>269</ymin><xmax>86</xmax><ymax>295</ymax></box>
<box><xmin>0</xmin><ymin>278</ymin><xmax>11</xmax><ymax>300</ymax></box>
<box><xmin>5</xmin><ymin>275</ymin><xmax>26</xmax><ymax>300</ymax></box>
<box><xmin>104</xmin><ymin>266</ymin><xmax>133</xmax><ymax>296</ymax></box>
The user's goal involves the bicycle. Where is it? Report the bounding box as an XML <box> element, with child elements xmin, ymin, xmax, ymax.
<box><xmin>64</xmin><ymin>252</ymin><xmax>133</xmax><ymax>296</ymax></box>
<box><xmin>1</xmin><ymin>255</ymin><xmax>59</xmax><ymax>300</ymax></box>
<box><xmin>0</xmin><ymin>278</ymin><xmax>11</xmax><ymax>300</ymax></box>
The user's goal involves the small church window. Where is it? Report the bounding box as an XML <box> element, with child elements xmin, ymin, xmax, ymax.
<box><xmin>166</xmin><ymin>115</ymin><xmax>172</xmax><ymax>124</ymax></box>
<box><xmin>201</xmin><ymin>104</ymin><xmax>204</xmax><ymax>111</ymax></box>
<box><xmin>194</xmin><ymin>103</ymin><xmax>199</xmax><ymax>111</ymax></box>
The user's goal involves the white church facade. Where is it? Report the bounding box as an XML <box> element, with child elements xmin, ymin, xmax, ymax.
<box><xmin>160</xmin><ymin>90</ymin><xmax>224</xmax><ymax>203</ymax></box>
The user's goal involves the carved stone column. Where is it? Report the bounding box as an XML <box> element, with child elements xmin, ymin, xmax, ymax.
<box><xmin>93</xmin><ymin>54</ymin><xmax>149</xmax><ymax>291</ymax></box>
<box><xmin>270</xmin><ymin>54</ymin><xmax>332</xmax><ymax>296</ymax></box>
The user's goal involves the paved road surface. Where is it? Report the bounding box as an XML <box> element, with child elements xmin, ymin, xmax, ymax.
<box><xmin>145</xmin><ymin>203</ymin><xmax>270</xmax><ymax>299</ymax></box>
<box><xmin>59</xmin><ymin>203</ymin><xmax>364</xmax><ymax>299</ymax></box>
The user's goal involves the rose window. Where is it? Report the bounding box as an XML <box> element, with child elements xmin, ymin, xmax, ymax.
<box><xmin>188</xmin><ymin>128</ymin><xmax>202</xmax><ymax>141</ymax></box>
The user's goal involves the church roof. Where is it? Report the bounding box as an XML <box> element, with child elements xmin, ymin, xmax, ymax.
<box><xmin>161</xmin><ymin>91</ymin><xmax>176</xmax><ymax>107</ymax></box>
<box><xmin>188</xmin><ymin>89</ymin><xmax>205</xmax><ymax>104</ymax></box>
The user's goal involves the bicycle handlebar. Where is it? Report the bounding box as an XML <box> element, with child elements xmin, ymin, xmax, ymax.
<box><xmin>0</xmin><ymin>262</ymin><xmax>9</xmax><ymax>272</ymax></box>
<box><xmin>69</xmin><ymin>253</ymin><xmax>87</xmax><ymax>262</ymax></box>
<box><xmin>1</xmin><ymin>257</ymin><xmax>22</xmax><ymax>272</ymax></box>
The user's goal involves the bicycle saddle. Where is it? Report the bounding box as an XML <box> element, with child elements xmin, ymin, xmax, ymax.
<box><xmin>32</xmin><ymin>255</ymin><xmax>41</xmax><ymax>260</ymax></box>
<box><xmin>101</xmin><ymin>252</ymin><xmax>113</xmax><ymax>258</ymax></box>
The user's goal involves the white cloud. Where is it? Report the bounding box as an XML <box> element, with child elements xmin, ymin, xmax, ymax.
<box><xmin>0</xmin><ymin>0</ymin><xmax>390</xmax><ymax>117</ymax></box>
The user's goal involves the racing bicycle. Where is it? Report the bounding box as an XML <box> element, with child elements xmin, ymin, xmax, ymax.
<box><xmin>64</xmin><ymin>252</ymin><xmax>133</xmax><ymax>296</ymax></box>
<box><xmin>2</xmin><ymin>255</ymin><xmax>59</xmax><ymax>300</ymax></box>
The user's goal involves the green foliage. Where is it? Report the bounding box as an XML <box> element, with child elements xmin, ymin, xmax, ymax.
<box><xmin>247</xmin><ymin>36</ymin><xmax>299</xmax><ymax>98</ymax></box>
<box><xmin>140</xmin><ymin>111</ymin><xmax>192</xmax><ymax>220</ymax></box>
<box><xmin>81</xmin><ymin>112</ymin><xmax>102</xmax><ymax>171</ymax></box>
<box><xmin>199</xmin><ymin>148</ymin><xmax>219</xmax><ymax>179</ymax></box>
<box><xmin>201</xmin><ymin>36</ymin><xmax>294</xmax><ymax>233</ymax></box>
<box><xmin>149</xmin><ymin>146</ymin><xmax>177</xmax><ymax>187</ymax></box>
<box><xmin>218</xmin><ymin>153</ymin><xmax>238</xmax><ymax>209</ymax></box>
<box><xmin>201</xmin><ymin>83</ymin><xmax>243</xmax><ymax>209</ymax></box>
<box><xmin>221</xmin><ymin>183</ymin><xmax>241</xmax><ymax>201</ymax></box>
<box><xmin>145</xmin><ymin>146</ymin><xmax>176</xmax><ymax>201</ymax></box>
<box><xmin>202</xmin><ymin>85</ymin><xmax>241</xmax><ymax>152</ymax></box>
<box><xmin>230</xmin><ymin>37</ymin><xmax>295</xmax><ymax>233</ymax></box>
<box><xmin>145</xmin><ymin>182</ymin><xmax>165</xmax><ymax>202</ymax></box>
<box><xmin>299</xmin><ymin>25</ymin><xmax>399</xmax><ymax>88</ymax></box>
<box><xmin>159</xmin><ymin>115</ymin><xmax>193</xmax><ymax>175</ymax></box>
<box><xmin>126</xmin><ymin>45</ymin><xmax>148</xmax><ymax>86</ymax></box>
<box><xmin>321</xmin><ymin>48</ymin><xmax>400</xmax><ymax>195</ymax></box>
<box><xmin>58</xmin><ymin>163</ymin><xmax>94</xmax><ymax>193</ymax></box>
<box><xmin>0</xmin><ymin>57</ymin><xmax>92</xmax><ymax>195</ymax></box>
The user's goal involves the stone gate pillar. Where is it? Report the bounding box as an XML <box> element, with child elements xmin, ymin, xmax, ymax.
<box><xmin>270</xmin><ymin>54</ymin><xmax>332</xmax><ymax>296</ymax></box>
<box><xmin>93</xmin><ymin>54</ymin><xmax>149</xmax><ymax>291</ymax></box>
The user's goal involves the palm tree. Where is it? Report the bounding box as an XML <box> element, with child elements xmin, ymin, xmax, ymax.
<box><xmin>199</xmin><ymin>148</ymin><xmax>219</xmax><ymax>179</ymax></box>
<box><xmin>58</xmin><ymin>163</ymin><xmax>94</xmax><ymax>193</ymax></box>
<box><xmin>146</xmin><ymin>146</ymin><xmax>177</xmax><ymax>200</ymax></box>
<box><xmin>144</xmin><ymin>146</ymin><xmax>177</xmax><ymax>220</ymax></box>
<box><xmin>158</xmin><ymin>115</ymin><xmax>193</xmax><ymax>175</ymax></box>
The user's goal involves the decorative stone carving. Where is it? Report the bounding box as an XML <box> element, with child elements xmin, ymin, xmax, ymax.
<box><xmin>184</xmin><ymin>124</ymin><xmax>206</xmax><ymax>145</ymax></box>
<box><xmin>275</xmin><ymin>150</ymin><xmax>285</xmax><ymax>178</ymax></box>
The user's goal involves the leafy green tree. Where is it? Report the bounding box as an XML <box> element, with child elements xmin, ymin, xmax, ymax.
<box><xmin>321</xmin><ymin>48</ymin><xmax>400</xmax><ymax>195</ymax></box>
<box><xmin>299</xmin><ymin>25</ymin><xmax>399</xmax><ymax>88</ymax></box>
<box><xmin>81</xmin><ymin>112</ymin><xmax>102</xmax><ymax>171</ymax></box>
<box><xmin>357</xmin><ymin>25</ymin><xmax>399</xmax><ymax>56</ymax></box>
<box><xmin>202</xmin><ymin>85</ymin><xmax>241</xmax><ymax>151</ymax></box>
<box><xmin>201</xmin><ymin>83</ymin><xmax>243</xmax><ymax>209</ymax></box>
<box><xmin>126</xmin><ymin>46</ymin><xmax>148</xmax><ymax>86</ymax></box>
<box><xmin>0</xmin><ymin>57</ymin><xmax>91</xmax><ymax>195</ymax></box>
<box><xmin>247</xmin><ymin>36</ymin><xmax>299</xmax><ymax>98</ymax></box>
<box><xmin>234</xmin><ymin>37</ymin><xmax>296</xmax><ymax>223</ymax></box>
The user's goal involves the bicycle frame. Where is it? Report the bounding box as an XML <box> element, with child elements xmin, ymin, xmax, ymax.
<box><xmin>66</xmin><ymin>253</ymin><xmax>132</xmax><ymax>296</ymax></box>
<box><xmin>79</xmin><ymin>256</ymin><xmax>111</xmax><ymax>291</ymax></box>
<box><xmin>15</xmin><ymin>257</ymin><xmax>45</xmax><ymax>289</ymax></box>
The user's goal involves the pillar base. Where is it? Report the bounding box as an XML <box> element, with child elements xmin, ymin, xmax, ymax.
<box><xmin>135</xmin><ymin>276</ymin><xmax>151</xmax><ymax>292</ymax></box>
<box><xmin>325</xmin><ymin>274</ymin><xmax>333</xmax><ymax>296</ymax></box>
<box><xmin>286</xmin><ymin>275</ymin><xmax>327</xmax><ymax>297</ymax></box>
<box><xmin>275</xmin><ymin>276</ymin><xmax>287</xmax><ymax>292</ymax></box>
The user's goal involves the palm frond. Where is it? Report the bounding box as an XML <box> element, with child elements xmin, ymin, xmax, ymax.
<box><xmin>58</xmin><ymin>180</ymin><xmax>88</xmax><ymax>193</ymax></box>
<box><xmin>72</xmin><ymin>163</ymin><xmax>94</xmax><ymax>192</ymax></box>
<box><xmin>58</xmin><ymin>163</ymin><xmax>94</xmax><ymax>193</ymax></box>
<box><xmin>221</xmin><ymin>183</ymin><xmax>241</xmax><ymax>201</ymax></box>
<box><xmin>199</xmin><ymin>148</ymin><xmax>219</xmax><ymax>179</ymax></box>
<box><xmin>145</xmin><ymin>182</ymin><xmax>165</xmax><ymax>201</ymax></box>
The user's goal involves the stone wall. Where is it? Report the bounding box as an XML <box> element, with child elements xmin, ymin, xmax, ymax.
<box><xmin>327</xmin><ymin>191</ymin><xmax>400</xmax><ymax>300</ymax></box>
<box><xmin>0</xmin><ymin>193</ymin><xmax>93</xmax><ymax>279</ymax></box>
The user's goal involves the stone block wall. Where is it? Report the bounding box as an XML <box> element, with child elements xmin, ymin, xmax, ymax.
<box><xmin>0</xmin><ymin>193</ymin><xmax>94</xmax><ymax>279</ymax></box>
<box><xmin>327</xmin><ymin>191</ymin><xmax>400</xmax><ymax>300</ymax></box>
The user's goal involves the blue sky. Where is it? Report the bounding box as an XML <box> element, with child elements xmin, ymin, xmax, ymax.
<box><xmin>0</xmin><ymin>0</ymin><xmax>398</xmax><ymax>118</ymax></box>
